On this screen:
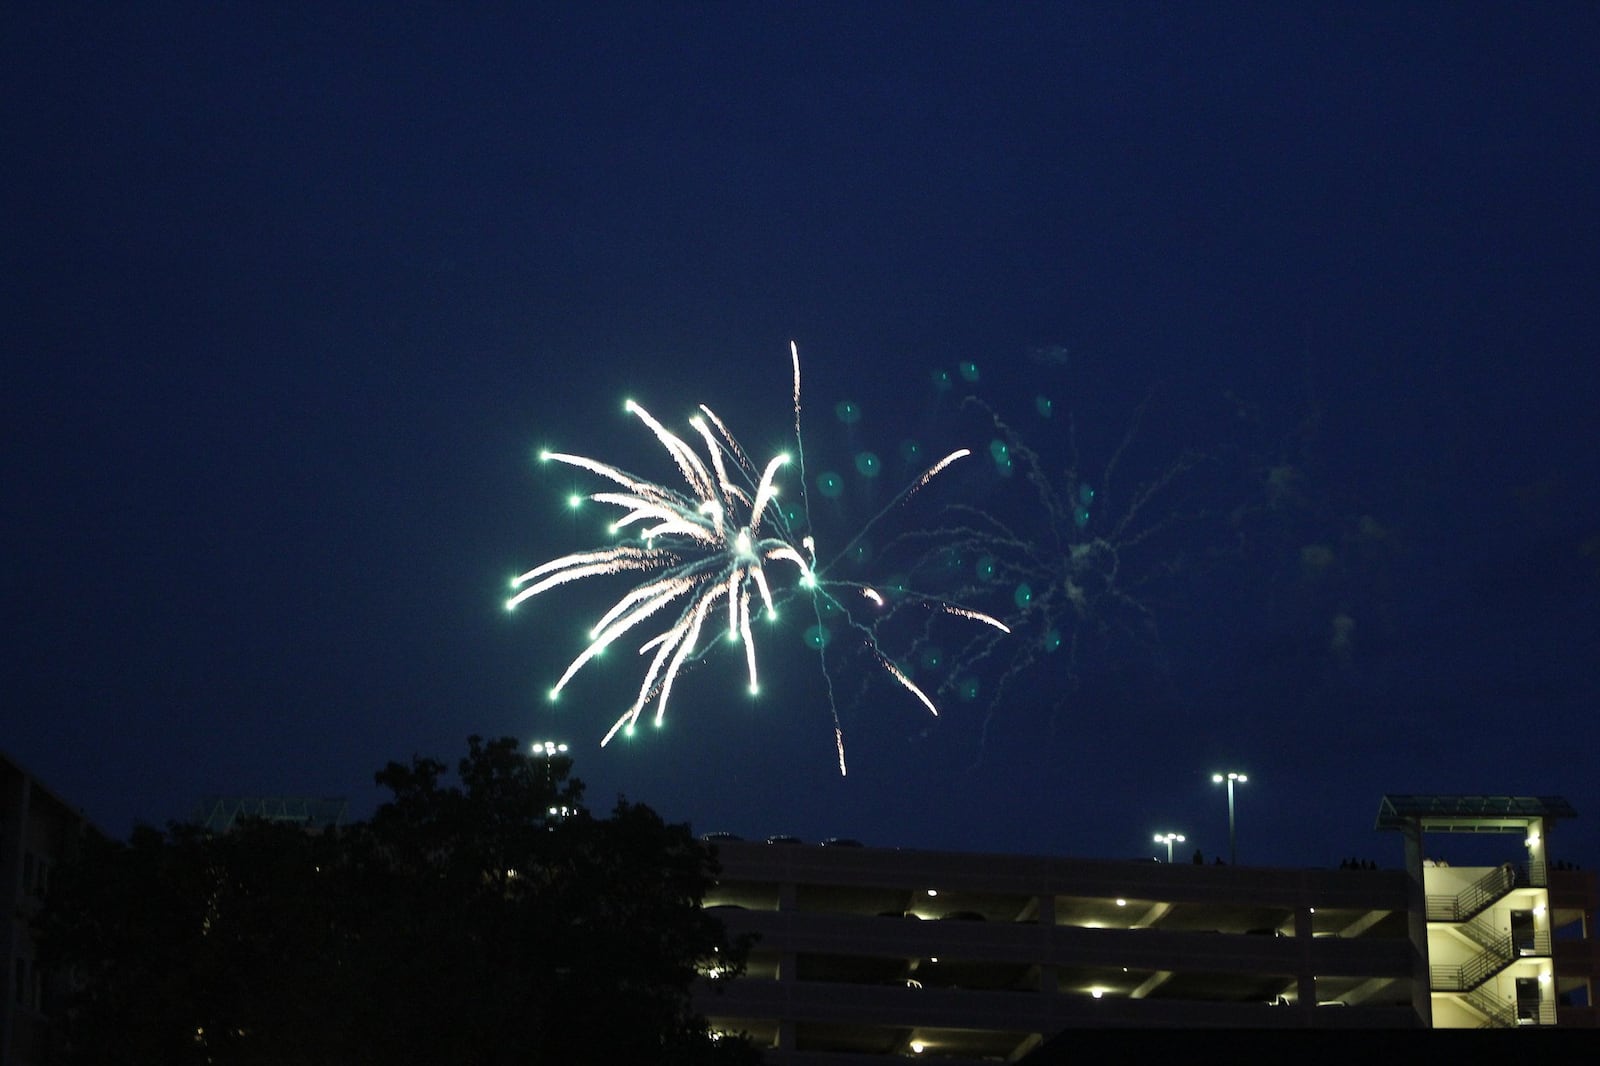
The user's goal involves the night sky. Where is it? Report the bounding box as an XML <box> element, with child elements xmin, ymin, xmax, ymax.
<box><xmin>6</xmin><ymin>3</ymin><xmax>1598</xmax><ymax>873</ymax></box>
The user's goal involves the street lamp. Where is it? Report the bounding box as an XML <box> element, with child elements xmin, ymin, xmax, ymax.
<box><xmin>1212</xmin><ymin>771</ymin><xmax>1247</xmax><ymax>865</ymax></box>
<box><xmin>1154</xmin><ymin>832</ymin><xmax>1185</xmax><ymax>863</ymax></box>
<box><xmin>532</xmin><ymin>740</ymin><xmax>569</xmax><ymax>786</ymax></box>
<box><xmin>531</xmin><ymin>741</ymin><xmax>571</xmax><ymax>821</ymax></box>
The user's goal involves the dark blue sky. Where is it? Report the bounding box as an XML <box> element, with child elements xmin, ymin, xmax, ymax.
<box><xmin>5</xmin><ymin>3</ymin><xmax>1597</xmax><ymax>871</ymax></box>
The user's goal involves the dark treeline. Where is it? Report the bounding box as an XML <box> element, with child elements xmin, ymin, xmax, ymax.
<box><xmin>36</xmin><ymin>736</ymin><xmax>759</xmax><ymax>1065</ymax></box>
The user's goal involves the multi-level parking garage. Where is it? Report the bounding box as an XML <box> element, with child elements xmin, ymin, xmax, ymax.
<box><xmin>693</xmin><ymin>796</ymin><xmax>1596</xmax><ymax>1063</ymax></box>
<box><xmin>696</xmin><ymin>837</ymin><xmax>1419</xmax><ymax>1062</ymax></box>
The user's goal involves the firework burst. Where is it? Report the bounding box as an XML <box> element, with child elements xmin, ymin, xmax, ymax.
<box><xmin>507</xmin><ymin>343</ymin><xmax>1007</xmax><ymax>772</ymax></box>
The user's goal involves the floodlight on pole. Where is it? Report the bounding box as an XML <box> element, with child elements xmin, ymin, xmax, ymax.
<box><xmin>1154</xmin><ymin>832</ymin><xmax>1185</xmax><ymax>863</ymax></box>
<box><xmin>532</xmin><ymin>740</ymin><xmax>570</xmax><ymax>792</ymax></box>
<box><xmin>1212</xmin><ymin>771</ymin><xmax>1247</xmax><ymax>865</ymax></box>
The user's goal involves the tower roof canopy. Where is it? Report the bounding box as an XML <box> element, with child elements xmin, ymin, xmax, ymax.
<box><xmin>1375</xmin><ymin>794</ymin><xmax>1576</xmax><ymax>832</ymax></box>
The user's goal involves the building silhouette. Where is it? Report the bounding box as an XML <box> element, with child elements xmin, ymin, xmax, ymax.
<box><xmin>1</xmin><ymin>752</ymin><xmax>98</xmax><ymax>1066</ymax></box>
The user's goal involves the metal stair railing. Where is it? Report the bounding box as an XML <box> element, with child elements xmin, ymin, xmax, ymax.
<box><xmin>1515</xmin><ymin>859</ymin><xmax>1547</xmax><ymax>888</ymax></box>
<box><xmin>1430</xmin><ymin>931</ymin><xmax>1550</xmax><ymax>992</ymax></box>
<box><xmin>1517</xmin><ymin>930</ymin><xmax>1551</xmax><ymax>959</ymax></box>
<box><xmin>1457</xmin><ymin>913</ymin><xmax>1501</xmax><ymax>952</ymax></box>
<box><xmin>1425</xmin><ymin>864</ymin><xmax>1514</xmax><ymax>922</ymax></box>
<box><xmin>1510</xmin><ymin>998</ymin><xmax>1557</xmax><ymax>1027</ymax></box>
<box><xmin>1464</xmin><ymin>985</ymin><xmax>1516</xmax><ymax>1029</ymax></box>
<box><xmin>1432</xmin><ymin>939</ymin><xmax>1507</xmax><ymax>992</ymax></box>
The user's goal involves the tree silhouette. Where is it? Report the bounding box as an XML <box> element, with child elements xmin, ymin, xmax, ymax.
<box><xmin>37</xmin><ymin>736</ymin><xmax>757</xmax><ymax>1065</ymax></box>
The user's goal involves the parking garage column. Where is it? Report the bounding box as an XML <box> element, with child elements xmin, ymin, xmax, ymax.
<box><xmin>1035</xmin><ymin>894</ymin><xmax>1058</xmax><ymax>994</ymax></box>
<box><xmin>1399</xmin><ymin>820</ymin><xmax>1432</xmax><ymax>1026</ymax></box>
<box><xmin>1294</xmin><ymin>905</ymin><xmax>1316</xmax><ymax>1014</ymax></box>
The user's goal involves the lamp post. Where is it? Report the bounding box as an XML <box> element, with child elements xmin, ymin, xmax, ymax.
<box><xmin>531</xmin><ymin>740</ymin><xmax>568</xmax><ymax>785</ymax></box>
<box><xmin>1212</xmin><ymin>771</ymin><xmax>1247</xmax><ymax>865</ymax></box>
<box><xmin>1154</xmin><ymin>832</ymin><xmax>1185</xmax><ymax>863</ymax></box>
<box><xmin>532</xmin><ymin>740</ymin><xmax>571</xmax><ymax>820</ymax></box>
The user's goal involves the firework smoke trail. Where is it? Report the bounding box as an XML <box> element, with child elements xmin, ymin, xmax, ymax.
<box><xmin>507</xmin><ymin>342</ymin><xmax>1003</xmax><ymax>772</ymax></box>
<box><xmin>871</xmin><ymin>389</ymin><xmax>1207</xmax><ymax>773</ymax></box>
<box><xmin>786</xmin><ymin>340</ymin><xmax>854</xmax><ymax>774</ymax></box>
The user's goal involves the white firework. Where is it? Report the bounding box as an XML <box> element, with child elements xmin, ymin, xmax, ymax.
<box><xmin>507</xmin><ymin>343</ymin><xmax>1007</xmax><ymax>771</ymax></box>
